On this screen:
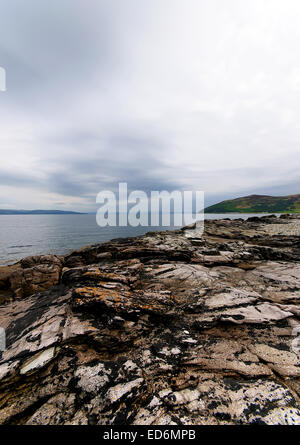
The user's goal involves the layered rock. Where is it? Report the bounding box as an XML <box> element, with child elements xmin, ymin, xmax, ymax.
<box><xmin>0</xmin><ymin>215</ymin><xmax>299</xmax><ymax>425</ymax></box>
<box><xmin>0</xmin><ymin>255</ymin><xmax>63</xmax><ymax>302</ymax></box>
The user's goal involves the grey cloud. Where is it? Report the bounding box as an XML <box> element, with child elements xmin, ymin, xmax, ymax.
<box><xmin>0</xmin><ymin>0</ymin><xmax>300</xmax><ymax>211</ymax></box>
<box><xmin>0</xmin><ymin>169</ymin><xmax>42</xmax><ymax>188</ymax></box>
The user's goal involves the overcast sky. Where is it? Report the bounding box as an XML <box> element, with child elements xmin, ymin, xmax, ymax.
<box><xmin>1</xmin><ymin>0</ymin><xmax>300</xmax><ymax>211</ymax></box>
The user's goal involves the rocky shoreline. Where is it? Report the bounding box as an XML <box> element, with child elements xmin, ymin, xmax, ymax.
<box><xmin>0</xmin><ymin>214</ymin><xmax>299</xmax><ymax>425</ymax></box>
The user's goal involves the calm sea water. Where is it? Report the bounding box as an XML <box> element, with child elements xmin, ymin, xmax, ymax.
<box><xmin>0</xmin><ymin>213</ymin><xmax>274</xmax><ymax>265</ymax></box>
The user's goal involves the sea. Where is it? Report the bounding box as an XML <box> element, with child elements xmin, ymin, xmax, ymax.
<box><xmin>0</xmin><ymin>213</ymin><xmax>276</xmax><ymax>265</ymax></box>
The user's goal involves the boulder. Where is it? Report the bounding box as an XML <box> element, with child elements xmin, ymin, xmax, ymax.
<box><xmin>9</xmin><ymin>255</ymin><xmax>63</xmax><ymax>298</ymax></box>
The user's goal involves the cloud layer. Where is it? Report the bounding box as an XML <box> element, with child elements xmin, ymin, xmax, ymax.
<box><xmin>1</xmin><ymin>0</ymin><xmax>300</xmax><ymax>210</ymax></box>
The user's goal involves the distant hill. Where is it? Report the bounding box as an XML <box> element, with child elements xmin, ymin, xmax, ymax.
<box><xmin>205</xmin><ymin>194</ymin><xmax>300</xmax><ymax>214</ymax></box>
<box><xmin>0</xmin><ymin>209</ymin><xmax>85</xmax><ymax>215</ymax></box>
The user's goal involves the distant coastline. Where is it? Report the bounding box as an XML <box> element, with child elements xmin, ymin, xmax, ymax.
<box><xmin>0</xmin><ymin>209</ymin><xmax>85</xmax><ymax>215</ymax></box>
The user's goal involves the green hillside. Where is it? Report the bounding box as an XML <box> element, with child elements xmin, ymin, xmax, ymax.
<box><xmin>205</xmin><ymin>194</ymin><xmax>300</xmax><ymax>214</ymax></box>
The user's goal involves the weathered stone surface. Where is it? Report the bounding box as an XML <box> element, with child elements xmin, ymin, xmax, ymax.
<box><xmin>0</xmin><ymin>215</ymin><xmax>300</xmax><ymax>425</ymax></box>
<box><xmin>9</xmin><ymin>255</ymin><xmax>63</xmax><ymax>298</ymax></box>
